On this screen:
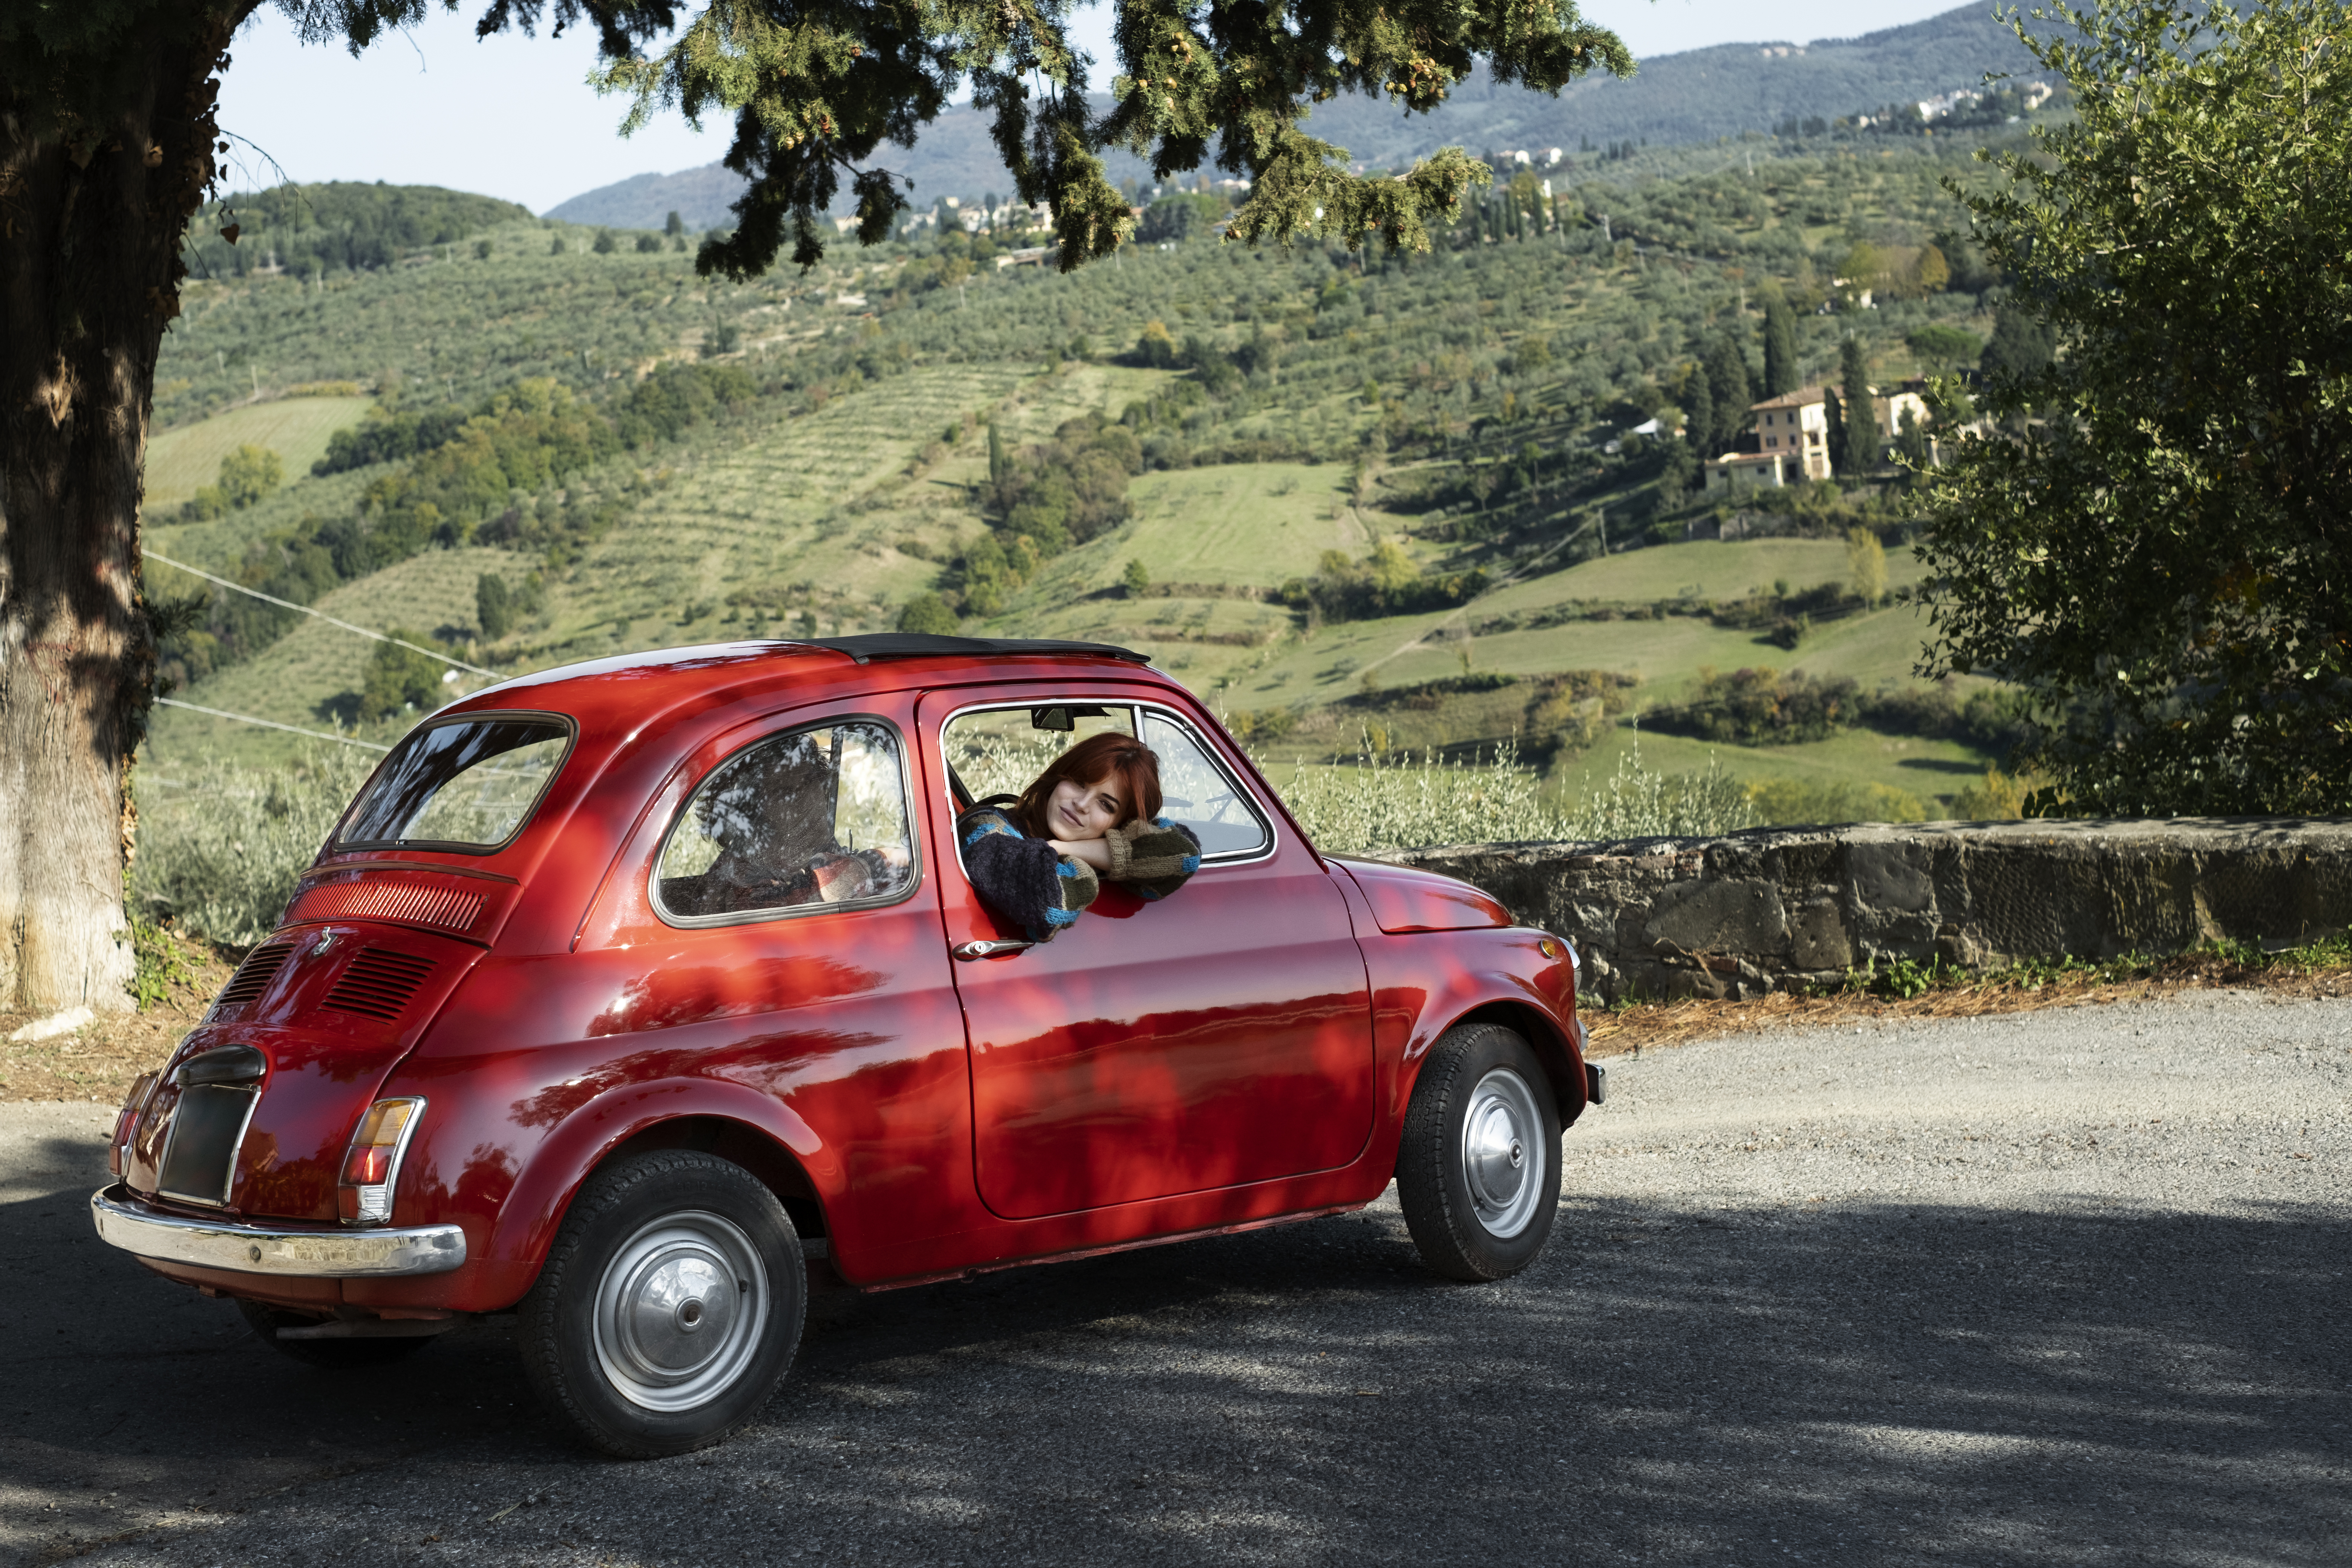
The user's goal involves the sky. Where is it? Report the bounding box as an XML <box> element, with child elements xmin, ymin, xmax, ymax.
<box><xmin>218</xmin><ymin>0</ymin><xmax>1970</xmax><ymax>214</ymax></box>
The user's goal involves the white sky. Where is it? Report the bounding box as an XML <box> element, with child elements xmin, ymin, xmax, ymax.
<box><xmin>220</xmin><ymin>0</ymin><xmax>1967</xmax><ymax>214</ymax></box>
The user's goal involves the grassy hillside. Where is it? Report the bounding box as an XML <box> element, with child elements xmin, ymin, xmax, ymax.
<box><xmin>140</xmin><ymin>116</ymin><xmax>2056</xmax><ymax>822</ymax></box>
<box><xmin>144</xmin><ymin>395</ymin><xmax>370</xmax><ymax>507</ymax></box>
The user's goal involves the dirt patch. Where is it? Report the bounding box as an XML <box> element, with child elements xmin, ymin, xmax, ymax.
<box><xmin>1585</xmin><ymin>948</ymin><xmax>2352</xmax><ymax>1058</ymax></box>
<box><xmin>0</xmin><ymin>933</ymin><xmax>233</xmax><ymax>1106</ymax></box>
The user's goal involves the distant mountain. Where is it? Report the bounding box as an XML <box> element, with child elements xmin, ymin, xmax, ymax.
<box><xmin>1304</xmin><ymin>5</ymin><xmax>2042</xmax><ymax>165</ymax></box>
<box><xmin>544</xmin><ymin>3</ymin><xmax>2041</xmax><ymax>225</ymax></box>
<box><xmin>544</xmin><ymin>109</ymin><xmax>1155</xmax><ymax>230</ymax></box>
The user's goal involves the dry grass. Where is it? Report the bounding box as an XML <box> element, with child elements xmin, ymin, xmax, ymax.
<box><xmin>0</xmin><ymin>933</ymin><xmax>233</xmax><ymax>1106</ymax></box>
<box><xmin>1585</xmin><ymin>946</ymin><xmax>2352</xmax><ymax>1058</ymax></box>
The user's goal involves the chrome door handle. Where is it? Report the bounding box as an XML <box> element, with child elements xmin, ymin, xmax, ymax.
<box><xmin>953</xmin><ymin>939</ymin><xmax>1035</xmax><ymax>960</ymax></box>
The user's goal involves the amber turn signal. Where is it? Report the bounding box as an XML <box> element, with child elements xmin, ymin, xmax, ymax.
<box><xmin>109</xmin><ymin>1072</ymin><xmax>158</xmax><ymax>1177</ymax></box>
<box><xmin>338</xmin><ymin>1097</ymin><xmax>425</xmax><ymax>1225</ymax></box>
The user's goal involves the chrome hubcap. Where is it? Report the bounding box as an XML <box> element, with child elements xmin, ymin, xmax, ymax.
<box><xmin>592</xmin><ymin>1211</ymin><xmax>767</xmax><ymax>1412</ymax></box>
<box><xmin>1461</xmin><ymin>1068</ymin><xmax>1547</xmax><ymax>1239</ymax></box>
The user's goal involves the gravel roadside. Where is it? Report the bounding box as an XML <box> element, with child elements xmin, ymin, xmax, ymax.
<box><xmin>3</xmin><ymin>988</ymin><xmax>2343</xmax><ymax>1567</ymax></box>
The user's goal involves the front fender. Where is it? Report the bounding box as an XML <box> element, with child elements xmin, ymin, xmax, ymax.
<box><xmin>1354</xmin><ymin>926</ymin><xmax>1587</xmax><ymax>1173</ymax></box>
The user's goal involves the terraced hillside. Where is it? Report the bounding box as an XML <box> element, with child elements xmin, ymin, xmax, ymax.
<box><xmin>141</xmin><ymin>122</ymin><xmax>2050</xmax><ymax>818</ymax></box>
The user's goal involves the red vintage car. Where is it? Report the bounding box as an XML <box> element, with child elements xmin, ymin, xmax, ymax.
<box><xmin>93</xmin><ymin>635</ymin><xmax>1599</xmax><ymax>1456</ymax></box>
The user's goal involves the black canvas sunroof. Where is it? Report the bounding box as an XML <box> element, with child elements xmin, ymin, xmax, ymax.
<box><xmin>804</xmin><ymin>634</ymin><xmax>1150</xmax><ymax>665</ymax></box>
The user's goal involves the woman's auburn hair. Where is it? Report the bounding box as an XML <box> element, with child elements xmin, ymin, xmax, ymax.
<box><xmin>1014</xmin><ymin>731</ymin><xmax>1163</xmax><ymax>835</ymax></box>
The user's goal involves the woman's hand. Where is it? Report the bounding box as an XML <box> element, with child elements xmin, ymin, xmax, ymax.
<box><xmin>1047</xmin><ymin>837</ymin><xmax>1114</xmax><ymax>870</ymax></box>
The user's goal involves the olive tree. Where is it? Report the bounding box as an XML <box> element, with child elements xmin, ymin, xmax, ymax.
<box><xmin>0</xmin><ymin>0</ymin><xmax>1629</xmax><ymax>1011</ymax></box>
<box><xmin>1917</xmin><ymin>0</ymin><xmax>2352</xmax><ymax>816</ymax></box>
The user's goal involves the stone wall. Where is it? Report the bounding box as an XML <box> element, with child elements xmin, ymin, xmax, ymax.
<box><xmin>1390</xmin><ymin>818</ymin><xmax>2352</xmax><ymax>1003</ymax></box>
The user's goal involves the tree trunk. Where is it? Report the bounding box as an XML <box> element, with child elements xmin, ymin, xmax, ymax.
<box><xmin>0</xmin><ymin>9</ymin><xmax>242</xmax><ymax>1011</ymax></box>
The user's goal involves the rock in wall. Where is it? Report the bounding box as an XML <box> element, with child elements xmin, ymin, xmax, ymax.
<box><xmin>1387</xmin><ymin>818</ymin><xmax>2352</xmax><ymax>1003</ymax></box>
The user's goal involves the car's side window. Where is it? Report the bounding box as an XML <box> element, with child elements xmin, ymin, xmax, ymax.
<box><xmin>655</xmin><ymin>719</ymin><xmax>916</xmax><ymax>923</ymax></box>
<box><xmin>936</xmin><ymin>701</ymin><xmax>1271</xmax><ymax>864</ymax></box>
<box><xmin>1138</xmin><ymin>710</ymin><xmax>1271</xmax><ymax>859</ymax></box>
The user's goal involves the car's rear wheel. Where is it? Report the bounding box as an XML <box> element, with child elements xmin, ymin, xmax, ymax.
<box><xmin>518</xmin><ymin>1151</ymin><xmax>805</xmax><ymax>1458</ymax></box>
<box><xmin>1396</xmin><ymin>1022</ymin><xmax>1563</xmax><ymax>1281</ymax></box>
<box><xmin>237</xmin><ymin>1299</ymin><xmax>436</xmax><ymax>1368</ymax></box>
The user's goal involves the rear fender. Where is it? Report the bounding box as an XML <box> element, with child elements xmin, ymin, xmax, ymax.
<box><xmin>473</xmin><ymin>1078</ymin><xmax>835</xmax><ymax>1307</ymax></box>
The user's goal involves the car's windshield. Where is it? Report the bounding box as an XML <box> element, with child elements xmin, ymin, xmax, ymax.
<box><xmin>332</xmin><ymin>715</ymin><xmax>572</xmax><ymax>853</ymax></box>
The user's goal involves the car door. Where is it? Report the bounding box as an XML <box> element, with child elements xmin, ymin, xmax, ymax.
<box><xmin>565</xmin><ymin>695</ymin><xmax>978</xmax><ymax>1262</ymax></box>
<box><xmin>919</xmin><ymin>685</ymin><xmax>1376</xmax><ymax>1220</ymax></box>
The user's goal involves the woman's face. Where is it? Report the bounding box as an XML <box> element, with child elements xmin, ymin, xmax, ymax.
<box><xmin>1044</xmin><ymin>771</ymin><xmax>1128</xmax><ymax>841</ymax></box>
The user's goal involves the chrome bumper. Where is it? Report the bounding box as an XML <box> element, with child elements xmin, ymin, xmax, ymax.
<box><xmin>90</xmin><ymin>1184</ymin><xmax>467</xmax><ymax>1278</ymax></box>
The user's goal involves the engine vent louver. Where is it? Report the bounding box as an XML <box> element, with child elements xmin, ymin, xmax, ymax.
<box><xmin>211</xmin><ymin>940</ymin><xmax>296</xmax><ymax>1013</ymax></box>
<box><xmin>286</xmin><ymin>878</ymin><xmax>485</xmax><ymax>936</ymax></box>
<box><xmin>321</xmin><ymin>947</ymin><xmax>438</xmax><ymax>1022</ymax></box>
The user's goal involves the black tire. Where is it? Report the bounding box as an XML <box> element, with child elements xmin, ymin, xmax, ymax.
<box><xmin>517</xmin><ymin>1151</ymin><xmax>805</xmax><ymax>1459</ymax></box>
<box><xmin>236</xmin><ymin>1299</ymin><xmax>434</xmax><ymax>1368</ymax></box>
<box><xmin>1395</xmin><ymin>1023</ymin><xmax>1563</xmax><ymax>1282</ymax></box>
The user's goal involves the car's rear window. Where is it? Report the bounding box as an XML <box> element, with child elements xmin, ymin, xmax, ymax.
<box><xmin>332</xmin><ymin>715</ymin><xmax>573</xmax><ymax>853</ymax></box>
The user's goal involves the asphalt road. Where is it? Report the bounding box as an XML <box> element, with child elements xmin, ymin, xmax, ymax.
<box><xmin>3</xmin><ymin>988</ymin><xmax>2345</xmax><ymax>1567</ymax></box>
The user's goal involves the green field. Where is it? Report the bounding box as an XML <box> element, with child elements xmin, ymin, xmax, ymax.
<box><xmin>143</xmin><ymin>396</ymin><xmax>371</xmax><ymax>508</ymax></box>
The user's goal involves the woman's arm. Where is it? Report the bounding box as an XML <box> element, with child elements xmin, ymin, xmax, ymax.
<box><xmin>960</xmin><ymin>807</ymin><xmax>1101</xmax><ymax>939</ymax></box>
<box><xmin>1102</xmin><ymin>818</ymin><xmax>1203</xmax><ymax>900</ymax></box>
<box><xmin>1046</xmin><ymin>837</ymin><xmax>1113</xmax><ymax>870</ymax></box>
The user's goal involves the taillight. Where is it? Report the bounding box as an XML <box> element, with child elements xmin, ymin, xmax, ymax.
<box><xmin>337</xmin><ymin>1098</ymin><xmax>425</xmax><ymax>1225</ymax></box>
<box><xmin>109</xmin><ymin>1072</ymin><xmax>158</xmax><ymax>1177</ymax></box>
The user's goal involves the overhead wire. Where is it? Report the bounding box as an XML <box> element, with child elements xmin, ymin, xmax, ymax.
<box><xmin>152</xmin><ymin>698</ymin><xmax>392</xmax><ymax>752</ymax></box>
<box><xmin>142</xmin><ymin>549</ymin><xmax>502</xmax><ymax>678</ymax></box>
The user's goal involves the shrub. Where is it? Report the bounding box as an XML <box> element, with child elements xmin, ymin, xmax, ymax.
<box><xmin>897</xmin><ymin>593</ymin><xmax>960</xmax><ymax>634</ymax></box>
<box><xmin>1746</xmin><ymin>777</ymin><xmax>1928</xmax><ymax>825</ymax></box>
<box><xmin>133</xmin><ymin>746</ymin><xmax>378</xmax><ymax>946</ymax></box>
<box><xmin>1645</xmin><ymin>667</ymin><xmax>1861</xmax><ymax>746</ymax></box>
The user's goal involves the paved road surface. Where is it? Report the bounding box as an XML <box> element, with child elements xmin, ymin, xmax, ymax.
<box><xmin>3</xmin><ymin>989</ymin><xmax>2345</xmax><ymax>1566</ymax></box>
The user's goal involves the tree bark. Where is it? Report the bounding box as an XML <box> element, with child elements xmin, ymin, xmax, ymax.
<box><xmin>0</xmin><ymin>8</ymin><xmax>244</xmax><ymax>1011</ymax></box>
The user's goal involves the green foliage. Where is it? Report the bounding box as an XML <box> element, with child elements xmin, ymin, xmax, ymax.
<box><xmin>178</xmin><ymin>443</ymin><xmax>283</xmax><ymax>520</ymax></box>
<box><xmin>216</xmin><ymin>443</ymin><xmax>284</xmax><ymax>508</ymax></box>
<box><xmin>1977</xmin><ymin>306</ymin><xmax>2056</xmax><ymax>381</ymax></box>
<box><xmin>1905</xmin><ymin>323</ymin><xmax>1981</xmax><ymax>366</ymax></box>
<box><xmin>1648</xmin><ymin>666</ymin><xmax>1862</xmax><ymax>746</ymax></box>
<box><xmin>983</xmin><ymin>412</ymin><xmax>1142</xmax><ymax>559</ymax></box>
<box><xmin>1122</xmin><ymin>558</ymin><xmax>1151</xmax><ymax>596</ymax></box>
<box><xmin>1277</xmin><ymin>541</ymin><xmax>1487</xmax><ymax>623</ymax></box>
<box><xmin>126</xmin><ymin>910</ymin><xmax>203</xmax><ymax>1009</ymax></box>
<box><xmin>1137</xmin><ymin>194</ymin><xmax>1228</xmax><ymax>243</ymax></box>
<box><xmin>314</xmin><ymin>403</ymin><xmax>472</xmax><ymax>475</ymax></box>
<box><xmin>1845</xmin><ymin>526</ymin><xmax>1887</xmax><ymax>604</ymax></box>
<box><xmin>897</xmin><ymin>592</ymin><xmax>960</xmax><ymax>634</ymax></box>
<box><xmin>1275</xmin><ymin>740</ymin><xmax>1563</xmax><ymax>852</ymax></box>
<box><xmin>347</xmin><ymin>633</ymin><xmax>449</xmax><ymax>723</ymax></box>
<box><xmin>132</xmin><ymin>747</ymin><xmax>378</xmax><ymax>948</ymax></box>
<box><xmin>1919</xmin><ymin>0</ymin><xmax>2352</xmax><ymax>815</ymax></box>
<box><xmin>476</xmin><ymin>573</ymin><xmax>512</xmax><ymax>640</ymax></box>
<box><xmin>1747</xmin><ymin>776</ymin><xmax>1928</xmax><ymax>826</ymax></box>
<box><xmin>1837</xmin><ymin>336</ymin><xmax>1876</xmax><ymax>476</ymax></box>
<box><xmin>1761</xmin><ymin>296</ymin><xmax>1799</xmax><ymax>398</ymax></box>
<box><xmin>181</xmin><ymin>182</ymin><xmax>532</xmax><ymax>280</ymax></box>
<box><xmin>592</xmin><ymin>0</ymin><xmax>1630</xmax><ymax>279</ymax></box>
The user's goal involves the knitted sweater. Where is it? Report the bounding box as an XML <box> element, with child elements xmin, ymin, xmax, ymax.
<box><xmin>956</xmin><ymin>801</ymin><xmax>1202</xmax><ymax>942</ymax></box>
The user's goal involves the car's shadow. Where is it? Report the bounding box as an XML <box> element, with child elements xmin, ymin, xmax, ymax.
<box><xmin>12</xmin><ymin>1133</ymin><xmax>2350</xmax><ymax>1568</ymax></box>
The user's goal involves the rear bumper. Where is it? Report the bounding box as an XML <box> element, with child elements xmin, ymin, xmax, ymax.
<box><xmin>90</xmin><ymin>1184</ymin><xmax>467</xmax><ymax>1278</ymax></box>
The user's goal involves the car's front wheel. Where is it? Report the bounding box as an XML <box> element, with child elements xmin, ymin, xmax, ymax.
<box><xmin>518</xmin><ymin>1150</ymin><xmax>805</xmax><ymax>1458</ymax></box>
<box><xmin>1395</xmin><ymin>1022</ymin><xmax>1563</xmax><ymax>1281</ymax></box>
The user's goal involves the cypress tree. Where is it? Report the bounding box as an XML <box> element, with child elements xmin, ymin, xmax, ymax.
<box><xmin>1762</xmin><ymin>297</ymin><xmax>1799</xmax><ymax>398</ymax></box>
<box><xmin>987</xmin><ymin>421</ymin><xmax>1007</xmax><ymax>486</ymax></box>
<box><xmin>1839</xmin><ymin>337</ymin><xmax>1877</xmax><ymax>477</ymax></box>
<box><xmin>1704</xmin><ymin>334</ymin><xmax>1752</xmax><ymax>450</ymax></box>
<box><xmin>1683</xmin><ymin>369</ymin><xmax>1715</xmax><ymax>458</ymax></box>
